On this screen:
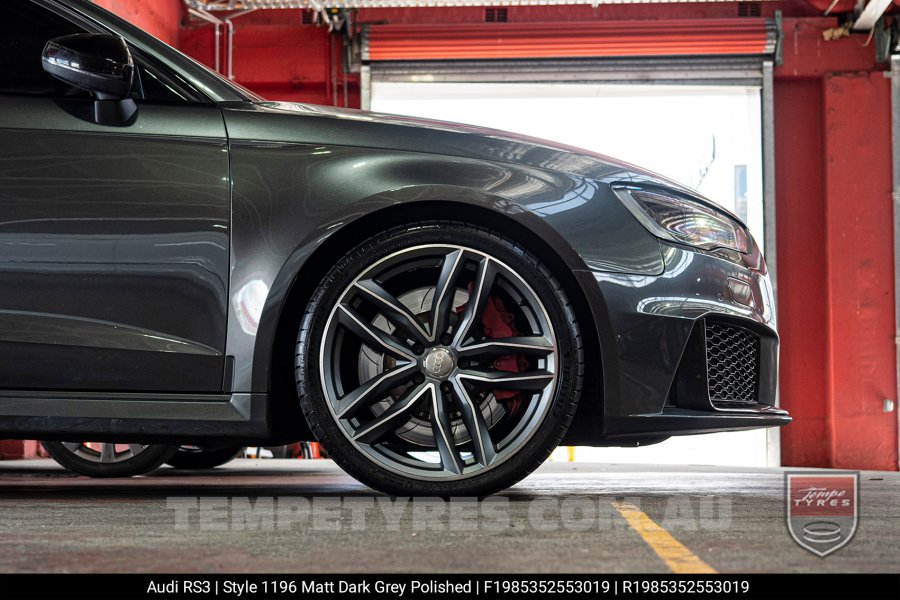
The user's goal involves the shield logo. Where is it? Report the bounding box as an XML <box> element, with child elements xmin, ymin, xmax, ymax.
<box><xmin>785</xmin><ymin>471</ymin><xmax>859</xmax><ymax>557</ymax></box>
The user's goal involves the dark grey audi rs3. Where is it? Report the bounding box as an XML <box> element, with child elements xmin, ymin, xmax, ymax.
<box><xmin>0</xmin><ymin>0</ymin><xmax>789</xmax><ymax>495</ymax></box>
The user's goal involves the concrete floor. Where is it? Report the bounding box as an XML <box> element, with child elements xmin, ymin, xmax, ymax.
<box><xmin>0</xmin><ymin>459</ymin><xmax>897</xmax><ymax>573</ymax></box>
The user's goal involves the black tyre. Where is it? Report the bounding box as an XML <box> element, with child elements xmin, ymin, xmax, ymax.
<box><xmin>296</xmin><ymin>222</ymin><xmax>583</xmax><ymax>496</ymax></box>
<box><xmin>41</xmin><ymin>441</ymin><xmax>177</xmax><ymax>478</ymax></box>
<box><xmin>165</xmin><ymin>445</ymin><xmax>243</xmax><ymax>470</ymax></box>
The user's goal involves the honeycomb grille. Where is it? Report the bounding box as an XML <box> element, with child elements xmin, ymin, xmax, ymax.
<box><xmin>705</xmin><ymin>322</ymin><xmax>760</xmax><ymax>405</ymax></box>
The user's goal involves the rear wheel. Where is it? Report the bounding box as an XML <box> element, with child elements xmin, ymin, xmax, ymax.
<box><xmin>41</xmin><ymin>441</ymin><xmax>177</xmax><ymax>478</ymax></box>
<box><xmin>296</xmin><ymin>222</ymin><xmax>583</xmax><ymax>496</ymax></box>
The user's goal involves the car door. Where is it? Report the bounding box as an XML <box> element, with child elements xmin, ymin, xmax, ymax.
<box><xmin>0</xmin><ymin>1</ymin><xmax>230</xmax><ymax>392</ymax></box>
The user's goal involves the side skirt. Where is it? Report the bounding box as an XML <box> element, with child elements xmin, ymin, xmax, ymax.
<box><xmin>0</xmin><ymin>391</ymin><xmax>269</xmax><ymax>444</ymax></box>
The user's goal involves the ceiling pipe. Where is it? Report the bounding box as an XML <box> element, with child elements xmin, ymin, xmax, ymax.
<box><xmin>187</xmin><ymin>7</ymin><xmax>224</xmax><ymax>74</ymax></box>
<box><xmin>853</xmin><ymin>0</ymin><xmax>893</xmax><ymax>30</ymax></box>
<box><xmin>223</xmin><ymin>9</ymin><xmax>257</xmax><ymax>80</ymax></box>
<box><xmin>806</xmin><ymin>0</ymin><xmax>858</xmax><ymax>14</ymax></box>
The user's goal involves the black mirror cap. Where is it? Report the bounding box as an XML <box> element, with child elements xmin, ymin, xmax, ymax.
<box><xmin>41</xmin><ymin>34</ymin><xmax>134</xmax><ymax>100</ymax></box>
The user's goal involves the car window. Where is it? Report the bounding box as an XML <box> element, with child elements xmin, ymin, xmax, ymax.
<box><xmin>0</xmin><ymin>0</ymin><xmax>90</xmax><ymax>97</ymax></box>
<box><xmin>1</xmin><ymin>0</ymin><xmax>200</xmax><ymax>103</ymax></box>
<box><xmin>133</xmin><ymin>60</ymin><xmax>203</xmax><ymax>104</ymax></box>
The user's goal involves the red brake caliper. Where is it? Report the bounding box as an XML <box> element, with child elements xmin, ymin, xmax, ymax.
<box><xmin>458</xmin><ymin>290</ymin><xmax>528</xmax><ymax>414</ymax></box>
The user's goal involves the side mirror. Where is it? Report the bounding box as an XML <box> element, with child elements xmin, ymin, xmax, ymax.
<box><xmin>41</xmin><ymin>33</ymin><xmax>137</xmax><ymax>124</ymax></box>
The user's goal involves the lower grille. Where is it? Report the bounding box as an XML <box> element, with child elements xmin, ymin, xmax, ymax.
<box><xmin>705</xmin><ymin>322</ymin><xmax>760</xmax><ymax>406</ymax></box>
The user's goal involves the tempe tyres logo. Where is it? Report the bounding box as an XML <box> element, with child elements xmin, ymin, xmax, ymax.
<box><xmin>785</xmin><ymin>471</ymin><xmax>859</xmax><ymax>557</ymax></box>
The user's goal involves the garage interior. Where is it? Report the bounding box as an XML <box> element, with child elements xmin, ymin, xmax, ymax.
<box><xmin>2</xmin><ymin>0</ymin><xmax>899</xmax><ymax>575</ymax></box>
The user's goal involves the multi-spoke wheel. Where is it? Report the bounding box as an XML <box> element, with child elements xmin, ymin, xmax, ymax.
<box><xmin>41</xmin><ymin>441</ymin><xmax>177</xmax><ymax>478</ymax></box>
<box><xmin>296</xmin><ymin>222</ymin><xmax>583</xmax><ymax>495</ymax></box>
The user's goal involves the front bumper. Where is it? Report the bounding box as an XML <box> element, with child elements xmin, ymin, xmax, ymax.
<box><xmin>574</xmin><ymin>239</ymin><xmax>790</xmax><ymax>443</ymax></box>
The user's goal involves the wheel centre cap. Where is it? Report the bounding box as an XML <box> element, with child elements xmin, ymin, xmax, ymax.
<box><xmin>422</xmin><ymin>346</ymin><xmax>454</xmax><ymax>379</ymax></box>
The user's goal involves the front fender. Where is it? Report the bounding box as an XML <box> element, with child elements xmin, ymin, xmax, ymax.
<box><xmin>224</xmin><ymin>140</ymin><xmax>662</xmax><ymax>395</ymax></box>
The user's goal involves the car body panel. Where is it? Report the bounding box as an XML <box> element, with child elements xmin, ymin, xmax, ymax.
<box><xmin>219</xmin><ymin>116</ymin><xmax>667</xmax><ymax>394</ymax></box>
<box><xmin>0</xmin><ymin>96</ymin><xmax>230</xmax><ymax>391</ymax></box>
<box><xmin>587</xmin><ymin>240</ymin><xmax>777</xmax><ymax>419</ymax></box>
<box><xmin>0</xmin><ymin>0</ymin><xmax>790</xmax><ymax>447</ymax></box>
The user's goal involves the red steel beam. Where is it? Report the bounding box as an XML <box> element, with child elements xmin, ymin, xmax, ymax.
<box><xmin>822</xmin><ymin>72</ymin><xmax>898</xmax><ymax>471</ymax></box>
<box><xmin>774</xmin><ymin>79</ymin><xmax>831</xmax><ymax>467</ymax></box>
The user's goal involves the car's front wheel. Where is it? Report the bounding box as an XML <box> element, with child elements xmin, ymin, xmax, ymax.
<box><xmin>296</xmin><ymin>222</ymin><xmax>583</xmax><ymax>496</ymax></box>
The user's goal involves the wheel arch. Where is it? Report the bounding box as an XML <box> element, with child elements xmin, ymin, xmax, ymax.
<box><xmin>260</xmin><ymin>199</ymin><xmax>605</xmax><ymax>443</ymax></box>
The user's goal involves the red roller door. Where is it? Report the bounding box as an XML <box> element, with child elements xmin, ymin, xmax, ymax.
<box><xmin>365</xmin><ymin>19</ymin><xmax>777</xmax><ymax>61</ymax></box>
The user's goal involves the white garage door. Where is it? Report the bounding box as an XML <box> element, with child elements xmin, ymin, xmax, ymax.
<box><xmin>371</xmin><ymin>81</ymin><xmax>772</xmax><ymax>467</ymax></box>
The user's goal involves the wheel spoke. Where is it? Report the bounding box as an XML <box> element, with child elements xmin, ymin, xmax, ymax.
<box><xmin>456</xmin><ymin>369</ymin><xmax>555</xmax><ymax>391</ymax></box>
<box><xmin>457</xmin><ymin>336</ymin><xmax>554</xmax><ymax>358</ymax></box>
<box><xmin>335</xmin><ymin>362</ymin><xmax>418</xmax><ymax>419</ymax></box>
<box><xmin>128</xmin><ymin>444</ymin><xmax>144</xmax><ymax>458</ymax></box>
<box><xmin>354</xmin><ymin>279</ymin><xmax>429</xmax><ymax>345</ymax></box>
<box><xmin>337</xmin><ymin>305</ymin><xmax>416</xmax><ymax>361</ymax></box>
<box><xmin>431</xmin><ymin>385</ymin><xmax>465</xmax><ymax>475</ymax></box>
<box><xmin>449</xmin><ymin>379</ymin><xmax>496</xmax><ymax>467</ymax></box>
<box><xmin>100</xmin><ymin>443</ymin><xmax>115</xmax><ymax>463</ymax></box>
<box><xmin>353</xmin><ymin>382</ymin><xmax>430</xmax><ymax>444</ymax></box>
<box><xmin>430</xmin><ymin>249</ymin><xmax>465</xmax><ymax>341</ymax></box>
<box><xmin>452</xmin><ymin>257</ymin><xmax>497</xmax><ymax>346</ymax></box>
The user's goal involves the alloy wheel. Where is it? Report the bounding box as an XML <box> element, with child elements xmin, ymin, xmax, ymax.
<box><xmin>318</xmin><ymin>244</ymin><xmax>559</xmax><ymax>480</ymax></box>
<box><xmin>60</xmin><ymin>442</ymin><xmax>151</xmax><ymax>464</ymax></box>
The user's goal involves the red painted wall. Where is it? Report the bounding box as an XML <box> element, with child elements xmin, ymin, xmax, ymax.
<box><xmin>775</xmin><ymin>17</ymin><xmax>898</xmax><ymax>470</ymax></box>
<box><xmin>180</xmin><ymin>10</ymin><xmax>357</xmax><ymax>106</ymax></box>
<box><xmin>0</xmin><ymin>440</ymin><xmax>42</xmax><ymax>459</ymax></box>
<box><xmin>93</xmin><ymin>0</ymin><xmax>183</xmax><ymax>47</ymax></box>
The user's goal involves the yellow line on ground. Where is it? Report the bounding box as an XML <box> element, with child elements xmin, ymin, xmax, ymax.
<box><xmin>612</xmin><ymin>501</ymin><xmax>717</xmax><ymax>574</ymax></box>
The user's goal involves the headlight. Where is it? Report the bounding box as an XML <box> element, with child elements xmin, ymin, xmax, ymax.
<box><xmin>615</xmin><ymin>187</ymin><xmax>750</xmax><ymax>254</ymax></box>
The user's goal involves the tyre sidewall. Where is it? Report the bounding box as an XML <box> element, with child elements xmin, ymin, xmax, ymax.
<box><xmin>296</xmin><ymin>222</ymin><xmax>582</xmax><ymax>496</ymax></box>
